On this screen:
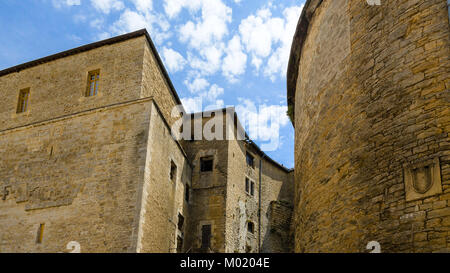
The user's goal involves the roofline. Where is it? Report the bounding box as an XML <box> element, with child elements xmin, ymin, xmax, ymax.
<box><xmin>286</xmin><ymin>0</ymin><xmax>323</xmax><ymax>127</ymax></box>
<box><xmin>188</xmin><ymin>106</ymin><xmax>293</xmax><ymax>173</ymax></box>
<box><xmin>0</xmin><ymin>29</ymin><xmax>183</xmax><ymax>107</ymax></box>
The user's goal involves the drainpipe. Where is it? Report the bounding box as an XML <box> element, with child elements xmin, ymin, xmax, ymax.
<box><xmin>258</xmin><ymin>154</ymin><xmax>266</xmax><ymax>253</ymax></box>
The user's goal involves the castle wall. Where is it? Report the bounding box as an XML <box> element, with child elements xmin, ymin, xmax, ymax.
<box><xmin>136</xmin><ymin>101</ymin><xmax>192</xmax><ymax>253</ymax></box>
<box><xmin>0</xmin><ymin>36</ymin><xmax>146</xmax><ymax>132</ymax></box>
<box><xmin>183</xmin><ymin>112</ymin><xmax>229</xmax><ymax>253</ymax></box>
<box><xmin>0</xmin><ymin>99</ymin><xmax>152</xmax><ymax>252</ymax></box>
<box><xmin>141</xmin><ymin>40</ymin><xmax>182</xmax><ymax>126</ymax></box>
<box><xmin>292</xmin><ymin>0</ymin><xmax>450</xmax><ymax>252</ymax></box>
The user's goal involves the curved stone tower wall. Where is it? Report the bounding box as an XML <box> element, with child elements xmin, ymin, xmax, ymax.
<box><xmin>290</xmin><ymin>0</ymin><xmax>450</xmax><ymax>252</ymax></box>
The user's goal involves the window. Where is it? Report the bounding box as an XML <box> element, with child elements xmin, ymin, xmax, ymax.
<box><xmin>245</xmin><ymin>178</ymin><xmax>255</xmax><ymax>196</ymax></box>
<box><xmin>247</xmin><ymin>222</ymin><xmax>255</xmax><ymax>234</ymax></box>
<box><xmin>178</xmin><ymin>213</ymin><xmax>185</xmax><ymax>231</ymax></box>
<box><xmin>185</xmin><ymin>184</ymin><xmax>190</xmax><ymax>202</ymax></box>
<box><xmin>246</xmin><ymin>152</ymin><xmax>254</xmax><ymax>168</ymax></box>
<box><xmin>201</xmin><ymin>225</ymin><xmax>212</xmax><ymax>249</ymax></box>
<box><xmin>170</xmin><ymin>161</ymin><xmax>177</xmax><ymax>182</ymax></box>
<box><xmin>200</xmin><ymin>157</ymin><xmax>213</xmax><ymax>172</ymax></box>
<box><xmin>86</xmin><ymin>70</ymin><xmax>100</xmax><ymax>97</ymax></box>
<box><xmin>16</xmin><ymin>88</ymin><xmax>30</xmax><ymax>113</ymax></box>
<box><xmin>36</xmin><ymin>223</ymin><xmax>45</xmax><ymax>244</ymax></box>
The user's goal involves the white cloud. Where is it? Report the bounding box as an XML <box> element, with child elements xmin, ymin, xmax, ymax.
<box><xmin>162</xmin><ymin>47</ymin><xmax>187</xmax><ymax>73</ymax></box>
<box><xmin>131</xmin><ymin>0</ymin><xmax>153</xmax><ymax>13</ymax></box>
<box><xmin>205</xmin><ymin>84</ymin><xmax>224</xmax><ymax>101</ymax></box>
<box><xmin>111</xmin><ymin>9</ymin><xmax>148</xmax><ymax>33</ymax></box>
<box><xmin>184</xmin><ymin>77</ymin><xmax>210</xmax><ymax>93</ymax></box>
<box><xmin>52</xmin><ymin>0</ymin><xmax>81</xmax><ymax>8</ymax></box>
<box><xmin>107</xmin><ymin>8</ymin><xmax>171</xmax><ymax>44</ymax></box>
<box><xmin>238</xmin><ymin>5</ymin><xmax>303</xmax><ymax>80</ymax></box>
<box><xmin>177</xmin><ymin>0</ymin><xmax>231</xmax><ymax>49</ymax></box>
<box><xmin>91</xmin><ymin>0</ymin><xmax>124</xmax><ymax>14</ymax></box>
<box><xmin>236</xmin><ymin>98</ymin><xmax>289</xmax><ymax>151</ymax></box>
<box><xmin>222</xmin><ymin>35</ymin><xmax>247</xmax><ymax>82</ymax></box>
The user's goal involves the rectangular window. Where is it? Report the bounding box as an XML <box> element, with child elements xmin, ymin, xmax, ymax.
<box><xmin>247</xmin><ymin>222</ymin><xmax>255</xmax><ymax>234</ymax></box>
<box><xmin>170</xmin><ymin>161</ymin><xmax>177</xmax><ymax>182</ymax></box>
<box><xmin>185</xmin><ymin>184</ymin><xmax>190</xmax><ymax>202</ymax></box>
<box><xmin>86</xmin><ymin>70</ymin><xmax>100</xmax><ymax>97</ymax></box>
<box><xmin>201</xmin><ymin>225</ymin><xmax>211</xmax><ymax>249</ymax></box>
<box><xmin>245</xmin><ymin>178</ymin><xmax>250</xmax><ymax>194</ymax></box>
<box><xmin>250</xmin><ymin>181</ymin><xmax>255</xmax><ymax>196</ymax></box>
<box><xmin>36</xmin><ymin>223</ymin><xmax>45</xmax><ymax>244</ymax></box>
<box><xmin>200</xmin><ymin>157</ymin><xmax>213</xmax><ymax>172</ymax></box>
<box><xmin>246</xmin><ymin>152</ymin><xmax>254</xmax><ymax>168</ymax></box>
<box><xmin>16</xmin><ymin>88</ymin><xmax>30</xmax><ymax>113</ymax></box>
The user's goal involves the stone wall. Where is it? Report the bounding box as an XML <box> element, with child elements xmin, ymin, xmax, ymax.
<box><xmin>0</xmin><ymin>99</ymin><xmax>152</xmax><ymax>252</ymax></box>
<box><xmin>136</xmin><ymin>101</ymin><xmax>192</xmax><ymax>253</ymax></box>
<box><xmin>180</xmin><ymin>110</ymin><xmax>294</xmax><ymax>253</ymax></box>
<box><xmin>291</xmin><ymin>0</ymin><xmax>450</xmax><ymax>252</ymax></box>
<box><xmin>0</xmin><ymin>36</ymin><xmax>146</xmax><ymax>132</ymax></box>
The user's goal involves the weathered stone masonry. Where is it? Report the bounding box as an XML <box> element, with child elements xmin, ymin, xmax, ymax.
<box><xmin>0</xmin><ymin>29</ymin><xmax>294</xmax><ymax>253</ymax></box>
<box><xmin>288</xmin><ymin>0</ymin><xmax>450</xmax><ymax>252</ymax></box>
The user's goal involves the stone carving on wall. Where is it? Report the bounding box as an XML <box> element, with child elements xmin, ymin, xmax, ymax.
<box><xmin>0</xmin><ymin>178</ymin><xmax>81</xmax><ymax>211</ymax></box>
<box><xmin>404</xmin><ymin>158</ymin><xmax>442</xmax><ymax>202</ymax></box>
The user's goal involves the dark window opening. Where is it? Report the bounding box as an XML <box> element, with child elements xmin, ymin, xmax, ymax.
<box><xmin>248</xmin><ymin>222</ymin><xmax>255</xmax><ymax>234</ymax></box>
<box><xmin>185</xmin><ymin>184</ymin><xmax>190</xmax><ymax>202</ymax></box>
<box><xmin>200</xmin><ymin>157</ymin><xmax>213</xmax><ymax>172</ymax></box>
<box><xmin>178</xmin><ymin>213</ymin><xmax>185</xmax><ymax>231</ymax></box>
<box><xmin>250</xmin><ymin>181</ymin><xmax>255</xmax><ymax>196</ymax></box>
<box><xmin>17</xmin><ymin>88</ymin><xmax>30</xmax><ymax>113</ymax></box>
<box><xmin>201</xmin><ymin>224</ymin><xmax>212</xmax><ymax>249</ymax></box>
<box><xmin>246</xmin><ymin>152</ymin><xmax>254</xmax><ymax>168</ymax></box>
<box><xmin>170</xmin><ymin>161</ymin><xmax>177</xmax><ymax>182</ymax></box>
<box><xmin>36</xmin><ymin>223</ymin><xmax>45</xmax><ymax>244</ymax></box>
<box><xmin>245</xmin><ymin>178</ymin><xmax>250</xmax><ymax>194</ymax></box>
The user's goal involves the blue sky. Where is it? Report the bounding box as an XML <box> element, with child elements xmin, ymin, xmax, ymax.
<box><xmin>0</xmin><ymin>0</ymin><xmax>305</xmax><ymax>168</ymax></box>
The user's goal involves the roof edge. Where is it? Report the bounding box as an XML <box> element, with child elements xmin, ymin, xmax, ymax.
<box><xmin>0</xmin><ymin>29</ymin><xmax>182</xmax><ymax>106</ymax></box>
<box><xmin>188</xmin><ymin>106</ymin><xmax>293</xmax><ymax>172</ymax></box>
<box><xmin>286</xmin><ymin>0</ymin><xmax>323</xmax><ymax>127</ymax></box>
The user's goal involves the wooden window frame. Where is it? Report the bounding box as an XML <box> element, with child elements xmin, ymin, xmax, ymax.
<box><xmin>86</xmin><ymin>70</ymin><xmax>100</xmax><ymax>97</ymax></box>
<box><xmin>16</xmin><ymin>88</ymin><xmax>30</xmax><ymax>113</ymax></box>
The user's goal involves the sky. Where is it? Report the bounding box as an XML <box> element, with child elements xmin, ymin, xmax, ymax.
<box><xmin>0</xmin><ymin>0</ymin><xmax>305</xmax><ymax>168</ymax></box>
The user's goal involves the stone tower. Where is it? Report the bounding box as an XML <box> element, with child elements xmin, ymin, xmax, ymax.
<box><xmin>287</xmin><ymin>0</ymin><xmax>450</xmax><ymax>252</ymax></box>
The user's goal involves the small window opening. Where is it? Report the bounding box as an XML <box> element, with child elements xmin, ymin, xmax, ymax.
<box><xmin>247</xmin><ymin>222</ymin><xmax>255</xmax><ymax>234</ymax></box>
<box><xmin>245</xmin><ymin>178</ymin><xmax>250</xmax><ymax>194</ymax></box>
<box><xmin>185</xmin><ymin>184</ymin><xmax>190</xmax><ymax>202</ymax></box>
<box><xmin>200</xmin><ymin>157</ymin><xmax>213</xmax><ymax>172</ymax></box>
<box><xmin>250</xmin><ymin>181</ymin><xmax>255</xmax><ymax>196</ymax></box>
<box><xmin>170</xmin><ymin>161</ymin><xmax>177</xmax><ymax>182</ymax></box>
<box><xmin>36</xmin><ymin>223</ymin><xmax>45</xmax><ymax>244</ymax></box>
<box><xmin>17</xmin><ymin>88</ymin><xmax>30</xmax><ymax>113</ymax></box>
<box><xmin>201</xmin><ymin>224</ymin><xmax>212</xmax><ymax>249</ymax></box>
<box><xmin>246</xmin><ymin>152</ymin><xmax>255</xmax><ymax>168</ymax></box>
<box><xmin>86</xmin><ymin>70</ymin><xmax>100</xmax><ymax>97</ymax></box>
